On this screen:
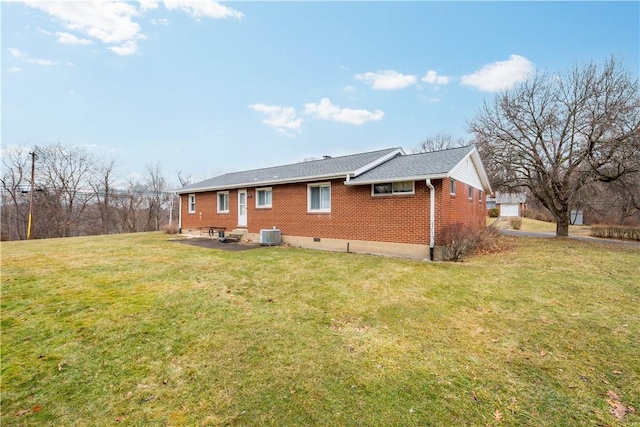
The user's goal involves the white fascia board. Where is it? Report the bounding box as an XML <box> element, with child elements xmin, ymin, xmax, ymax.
<box><xmin>351</xmin><ymin>148</ymin><xmax>405</xmax><ymax>178</ymax></box>
<box><xmin>471</xmin><ymin>150</ymin><xmax>493</xmax><ymax>193</ymax></box>
<box><xmin>175</xmin><ymin>173</ymin><xmax>349</xmax><ymax>194</ymax></box>
<box><xmin>448</xmin><ymin>147</ymin><xmax>493</xmax><ymax>193</ymax></box>
<box><xmin>344</xmin><ymin>173</ymin><xmax>448</xmax><ymax>186</ymax></box>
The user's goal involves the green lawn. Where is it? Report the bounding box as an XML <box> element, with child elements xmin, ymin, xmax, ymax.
<box><xmin>1</xmin><ymin>233</ymin><xmax>639</xmax><ymax>426</ymax></box>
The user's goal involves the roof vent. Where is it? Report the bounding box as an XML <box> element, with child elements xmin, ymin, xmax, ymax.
<box><xmin>302</xmin><ymin>155</ymin><xmax>332</xmax><ymax>162</ymax></box>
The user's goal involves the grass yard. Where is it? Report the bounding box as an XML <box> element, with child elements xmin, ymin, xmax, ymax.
<box><xmin>1</xmin><ymin>232</ymin><xmax>639</xmax><ymax>426</ymax></box>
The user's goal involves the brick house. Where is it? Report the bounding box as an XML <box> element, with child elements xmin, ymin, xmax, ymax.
<box><xmin>176</xmin><ymin>145</ymin><xmax>492</xmax><ymax>260</ymax></box>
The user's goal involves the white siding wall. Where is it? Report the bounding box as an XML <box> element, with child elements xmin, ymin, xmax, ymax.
<box><xmin>450</xmin><ymin>156</ymin><xmax>483</xmax><ymax>189</ymax></box>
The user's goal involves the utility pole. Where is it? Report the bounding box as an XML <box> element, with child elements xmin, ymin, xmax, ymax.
<box><xmin>27</xmin><ymin>151</ymin><xmax>36</xmax><ymax>239</ymax></box>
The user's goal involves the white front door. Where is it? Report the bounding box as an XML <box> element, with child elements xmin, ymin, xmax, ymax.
<box><xmin>238</xmin><ymin>189</ymin><xmax>247</xmax><ymax>227</ymax></box>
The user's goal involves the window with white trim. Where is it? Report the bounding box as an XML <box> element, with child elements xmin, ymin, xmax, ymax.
<box><xmin>308</xmin><ymin>183</ymin><xmax>331</xmax><ymax>213</ymax></box>
<box><xmin>217</xmin><ymin>191</ymin><xmax>229</xmax><ymax>213</ymax></box>
<box><xmin>256</xmin><ymin>187</ymin><xmax>272</xmax><ymax>208</ymax></box>
<box><xmin>450</xmin><ymin>179</ymin><xmax>456</xmax><ymax>195</ymax></box>
<box><xmin>468</xmin><ymin>186</ymin><xmax>473</xmax><ymax>201</ymax></box>
<box><xmin>479</xmin><ymin>189</ymin><xmax>483</xmax><ymax>204</ymax></box>
<box><xmin>188</xmin><ymin>194</ymin><xmax>196</xmax><ymax>213</ymax></box>
<box><xmin>372</xmin><ymin>181</ymin><xmax>415</xmax><ymax>196</ymax></box>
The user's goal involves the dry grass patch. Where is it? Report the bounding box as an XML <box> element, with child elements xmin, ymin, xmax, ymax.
<box><xmin>490</xmin><ymin>217</ymin><xmax>592</xmax><ymax>236</ymax></box>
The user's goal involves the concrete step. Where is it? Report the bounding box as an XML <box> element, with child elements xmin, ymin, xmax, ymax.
<box><xmin>221</xmin><ymin>229</ymin><xmax>247</xmax><ymax>243</ymax></box>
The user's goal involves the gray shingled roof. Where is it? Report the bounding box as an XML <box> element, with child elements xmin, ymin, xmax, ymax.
<box><xmin>347</xmin><ymin>145</ymin><xmax>474</xmax><ymax>184</ymax></box>
<box><xmin>177</xmin><ymin>148</ymin><xmax>399</xmax><ymax>193</ymax></box>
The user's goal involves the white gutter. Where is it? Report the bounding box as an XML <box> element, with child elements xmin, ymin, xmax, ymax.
<box><xmin>344</xmin><ymin>173</ymin><xmax>448</xmax><ymax>186</ymax></box>
<box><xmin>426</xmin><ymin>179</ymin><xmax>435</xmax><ymax>261</ymax></box>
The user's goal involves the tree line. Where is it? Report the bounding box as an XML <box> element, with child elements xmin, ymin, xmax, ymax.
<box><xmin>4</xmin><ymin>57</ymin><xmax>638</xmax><ymax>241</ymax></box>
<box><xmin>1</xmin><ymin>143</ymin><xmax>187</xmax><ymax>241</ymax></box>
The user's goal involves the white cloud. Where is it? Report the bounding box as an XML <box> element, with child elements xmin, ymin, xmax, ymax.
<box><xmin>78</xmin><ymin>143</ymin><xmax>119</xmax><ymax>153</ymax></box>
<box><xmin>8</xmin><ymin>48</ymin><xmax>22</xmax><ymax>57</ymax></box>
<box><xmin>461</xmin><ymin>54</ymin><xmax>535</xmax><ymax>92</ymax></box>
<box><xmin>139</xmin><ymin>0</ymin><xmax>160</xmax><ymax>11</ymax></box>
<box><xmin>108</xmin><ymin>40</ymin><xmax>139</xmax><ymax>56</ymax></box>
<box><xmin>7</xmin><ymin>67</ymin><xmax>23</xmax><ymax>72</ymax></box>
<box><xmin>29</xmin><ymin>58</ymin><xmax>55</xmax><ymax>66</ymax></box>
<box><xmin>339</xmin><ymin>65</ymin><xmax>349</xmax><ymax>71</ymax></box>
<box><xmin>56</xmin><ymin>32</ymin><xmax>92</xmax><ymax>45</ymax></box>
<box><xmin>8</xmin><ymin>48</ymin><xmax>56</xmax><ymax>65</ymax></box>
<box><xmin>341</xmin><ymin>86</ymin><xmax>357</xmax><ymax>100</ymax></box>
<box><xmin>354</xmin><ymin>70</ymin><xmax>416</xmax><ymax>90</ymax></box>
<box><xmin>151</xmin><ymin>18</ymin><xmax>170</xmax><ymax>25</ymax></box>
<box><xmin>421</xmin><ymin>70</ymin><xmax>449</xmax><ymax>85</ymax></box>
<box><xmin>249</xmin><ymin>103</ymin><xmax>303</xmax><ymax>135</ymax></box>
<box><xmin>21</xmin><ymin>1</ymin><xmax>143</xmax><ymax>44</ymax></box>
<box><xmin>304</xmin><ymin>98</ymin><xmax>384</xmax><ymax>125</ymax></box>
<box><xmin>17</xmin><ymin>0</ymin><xmax>242</xmax><ymax>56</ymax></box>
<box><xmin>38</xmin><ymin>26</ymin><xmax>93</xmax><ymax>46</ymax></box>
<box><xmin>417</xmin><ymin>94</ymin><xmax>441</xmax><ymax>103</ymax></box>
<box><xmin>162</xmin><ymin>0</ymin><xmax>243</xmax><ymax>19</ymax></box>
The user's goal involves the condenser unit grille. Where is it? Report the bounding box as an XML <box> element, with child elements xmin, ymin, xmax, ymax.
<box><xmin>260</xmin><ymin>229</ymin><xmax>281</xmax><ymax>246</ymax></box>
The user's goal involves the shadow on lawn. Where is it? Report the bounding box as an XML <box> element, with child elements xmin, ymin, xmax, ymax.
<box><xmin>170</xmin><ymin>237</ymin><xmax>265</xmax><ymax>252</ymax></box>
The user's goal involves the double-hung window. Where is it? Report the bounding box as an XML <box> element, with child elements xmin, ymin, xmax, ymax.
<box><xmin>256</xmin><ymin>187</ymin><xmax>272</xmax><ymax>208</ymax></box>
<box><xmin>308</xmin><ymin>183</ymin><xmax>331</xmax><ymax>213</ymax></box>
<box><xmin>188</xmin><ymin>194</ymin><xmax>196</xmax><ymax>213</ymax></box>
<box><xmin>478</xmin><ymin>189</ymin><xmax>483</xmax><ymax>204</ymax></box>
<box><xmin>217</xmin><ymin>191</ymin><xmax>229</xmax><ymax>213</ymax></box>
<box><xmin>450</xmin><ymin>179</ymin><xmax>456</xmax><ymax>195</ymax></box>
<box><xmin>468</xmin><ymin>186</ymin><xmax>473</xmax><ymax>201</ymax></box>
<box><xmin>372</xmin><ymin>181</ymin><xmax>414</xmax><ymax>196</ymax></box>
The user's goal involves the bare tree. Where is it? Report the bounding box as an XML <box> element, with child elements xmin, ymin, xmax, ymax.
<box><xmin>176</xmin><ymin>171</ymin><xmax>193</xmax><ymax>188</ymax></box>
<box><xmin>142</xmin><ymin>162</ymin><xmax>170</xmax><ymax>231</ymax></box>
<box><xmin>470</xmin><ymin>57</ymin><xmax>640</xmax><ymax>237</ymax></box>
<box><xmin>90</xmin><ymin>159</ymin><xmax>117</xmax><ymax>234</ymax></box>
<box><xmin>113</xmin><ymin>176</ymin><xmax>145</xmax><ymax>233</ymax></box>
<box><xmin>35</xmin><ymin>143</ymin><xmax>97</xmax><ymax>237</ymax></box>
<box><xmin>1</xmin><ymin>142</ymin><xmax>188</xmax><ymax>240</ymax></box>
<box><xmin>413</xmin><ymin>133</ymin><xmax>468</xmax><ymax>153</ymax></box>
<box><xmin>1</xmin><ymin>145</ymin><xmax>30</xmax><ymax>240</ymax></box>
<box><xmin>574</xmin><ymin>143</ymin><xmax>640</xmax><ymax>225</ymax></box>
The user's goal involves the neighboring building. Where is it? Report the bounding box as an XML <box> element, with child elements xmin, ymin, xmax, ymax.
<box><xmin>486</xmin><ymin>192</ymin><xmax>526</xmax><ymax>217</ymax></box>
<box><xmin>176</xmin><ymin>145</ymin><xmax>492</xmax><ymax>260</ymax></box>
<box><xmin>570</xmin><ymin>209</ymin><xmax>584</xmax><ymax>225</ymax></box>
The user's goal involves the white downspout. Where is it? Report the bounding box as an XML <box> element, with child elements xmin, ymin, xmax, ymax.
<box><xmin>426</xmin><ymin>179</ymin><xmax>435</xmax><ymax>261</ymax></box>
<box><xmin>178</xmin><ymin>194</ymin><xmax>182</xmax><ymax>233</ymax></box>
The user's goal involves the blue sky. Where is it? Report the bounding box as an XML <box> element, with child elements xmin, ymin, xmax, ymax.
<box><xmin>2</xmin><ymin>1</ymin><xmax>639</xmax><ymax>184</ymax></box>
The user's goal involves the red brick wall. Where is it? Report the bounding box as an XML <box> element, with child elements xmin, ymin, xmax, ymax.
<box><xmin>180</xmin><ymin>178</ymin><xmax>485</xmax><ymax>246</ymax></box>
<box><xmin>180</xmin><ymin>191</ymin><xmax>239</xmax><ymax>232</ymax></box>
<box><xmin>435</xmin><ymin>178</ymin><xmax>486</xmax><ymax>245</ymax></box>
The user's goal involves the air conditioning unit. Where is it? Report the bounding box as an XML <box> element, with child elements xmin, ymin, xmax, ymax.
<box><xmin>260</xmin><ymin>228</ymin><xmax>281</xmax><ymax>246</ymax></box>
